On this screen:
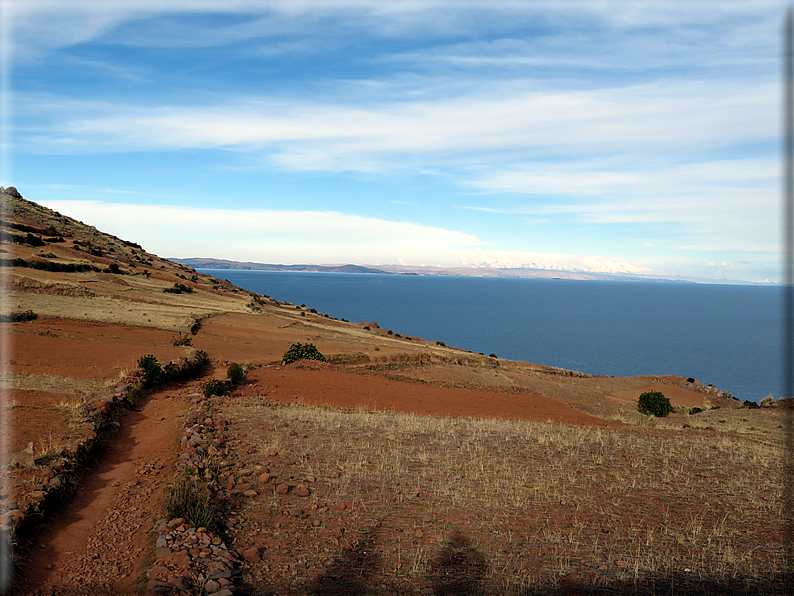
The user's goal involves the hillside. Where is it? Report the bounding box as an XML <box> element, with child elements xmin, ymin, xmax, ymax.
<box><xmin>1</xmin><ymin>187</ymin><xmax>787</xmax><ymax>595</ymax></box>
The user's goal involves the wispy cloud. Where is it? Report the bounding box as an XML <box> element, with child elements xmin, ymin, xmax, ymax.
<box><xmin>5</xmin><ymin>0</ymin><xmax>786</xmax><ymax>283</ymax></box>
<box><xmin>16</xmin><ymin>78</ymin><xmax>775</xmax><ymax>160</ymax></box>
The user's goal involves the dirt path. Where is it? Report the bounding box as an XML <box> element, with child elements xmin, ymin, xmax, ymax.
<box><xmin>10</xmin><ymin>385</ymin><xmax>191</xmax><ymax>595</ymax></box>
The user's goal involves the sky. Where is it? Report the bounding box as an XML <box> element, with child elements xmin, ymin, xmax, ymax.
<box><xmin>0</xmin><ymin>0</ymin><xmax>789</xmax><ymax>283</ymax></box>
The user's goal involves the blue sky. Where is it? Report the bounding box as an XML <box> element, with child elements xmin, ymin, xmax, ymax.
<box><xmin>0</xmin><ymin>0</ymin><xmax>787</xmax><ymax>282</ymax></box>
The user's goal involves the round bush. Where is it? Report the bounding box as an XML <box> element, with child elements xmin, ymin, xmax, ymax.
<box><xmin>637</xmin><ymin>391</ymin><xmax>672</xmax><ymax>417</ymax></box>
<box><xmin>282</xmin><ymin>342</ymin><xmax>325</xmax><ymax>365</ymax></box>
<box><xmin>227</xmin><ymin>362</ymin><xmax>246</xmax><ymax>385</ymax></box>
<box><xmin>202</xmin><ymin>378</ymin><xmax>230</xmax><ymax>397</ymax></box>
<box><xmin>138</xmin><ymin>354</ymin><xmax>162</xmax><ymax>386</ymax></box>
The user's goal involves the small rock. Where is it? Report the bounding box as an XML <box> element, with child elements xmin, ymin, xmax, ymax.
<box><xmin>91</xmin><ymin>399</ymin><xmax>111</xmax><ymax>415</ymax></box>
<box><xmin>276</xmin><ymin>483</ymin><xmax>290</xmax><ymax>494</ymax></box>
<box><xmin>243</xmin><ymin>489</ymin><xmax>258</xmax><ymax>497</ymax></box>
<box><xmin>266</xmin><ymin>447</ymin><xmax>278</xmax><ymax>456</ymax></box>
<box><xmin>243</xmin><ymin>547</ymin><xmax>261</xmax><ymax>563</ymax></box>
<box><xmin>414</xmin><ymin>530</ymin><xmax>424</xmax><ymax>539</ymax></box>
<box><xmin>615</xmin><ymin>560</ymin><xmax>629</xmax><ymax>569</ymax></box>
<box><xmin>76</xmin><ymin>426</ymin><xmax>96</xmax><ymax>440</ymax></box>
<box><xmin>11</xmin><ymin>443</ymin><xmax>36</xmax><ymax>469</ymax></box>
<box><xmin>205</xmin><ymin>579</ymin><xmax>221</xmax><ymax>593</ymax></box>
<box><xmin>259</xmin><ymin>473</ymin><xmax>271</xmax><ymax>483</ymax></box>
<box><xmin>294</xmin><ymin>486</ymin><xmax>311</xmax><ymax>497</ymax></box>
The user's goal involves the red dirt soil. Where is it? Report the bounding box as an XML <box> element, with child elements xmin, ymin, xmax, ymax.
<box><xmin>10</xmin><ymin>385</ymin><xmax>187</xmax><ymax>595</ymax></box>
<box><xmin>241</xmin><ymin>364</ymin><xmax>620</xmax><ymax>426</ymax></box>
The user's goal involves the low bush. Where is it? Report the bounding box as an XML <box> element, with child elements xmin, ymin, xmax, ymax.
<box><xmin>163</xmin><ymin>283</ymin><xmax>193</xmax><ymax>294</ymax></box>
<box><xmin>202</xmin><ymin>379</ymin><xmax>231</xmax><ymax>397</ymax></box>
<box><xmin>282</xmin><ymin>342</ymin><xmax>325</xmax><ymax>365</ymax></box>
<box><xmin>0</xmin><ymin>310</ymin><xmax>38</xmax><ymax>323</ymax></box>
<box><xmin>637</xmin><ymin>391</ymin><xmax>672</xmax><ymax>417</ymax></box>
<box><xmin>227</xmin><ymin>362</ymin><xmax>246</xmax><ymax>385</ymax></box>
<box><xmin>138</xmin><ymin>354</ymin><xmax>162</xmax><ymax>386</ymax></box>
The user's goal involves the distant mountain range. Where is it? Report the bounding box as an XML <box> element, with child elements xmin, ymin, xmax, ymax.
<box><xmin>171</xmin><ymin>257</ymin><xmax>699</xmax><ymax>282</ymax></box>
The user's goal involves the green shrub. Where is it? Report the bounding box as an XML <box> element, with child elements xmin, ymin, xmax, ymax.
<box><xmin>637</xmin><ymin>391</ymin><xmax>672</xmax><ymax>417</ymax></box>
<box><xmin>0</xmin><ymin>310</ymin><xmax>37</xmax><ymax>323</ymax></box>
<box><xmin>489</xmin><ymin>353</ymin><xmax>498</xmax><ymax>359</ymax></box>
<box><xmin>164</xmin><ymin>471</ymin><xmax>215</xmax><ymax>530</ymax></box>
<box><xmin>138</xmin><ymin>354</ymin><xmax>162</xmax><ymax>385</ymax></box>
<box><xmin>202</xmin><ymin>379</ymin><xmax>231</xmax><ymax>397</ymax></box>
<box><xmin>689</xmin><ymin>407</ymin><xmax>703</xmax><ymax>415</ymax></box>
<box><xmin>436</xmin><ymin>341</ymin><xmax>445</xmax><ymax>347</ymax></box>
<box><xmin>227</xmin><ymin>362</ymin><xmax>246</xmax><ymax>385</ymax></box>
<box><xmin>164</xmin><ymin>283</ymin><xmax>193</xmax><ymax>294</ymax></box>
<box><xmin>282</xmin><ymin>342</ymin><xmax>325</xmax><ymax>365</ymax></box>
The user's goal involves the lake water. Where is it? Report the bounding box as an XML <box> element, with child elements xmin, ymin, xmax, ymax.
<box><xmin>199</xmin><ymin>270</ymin><xmax>784</xmax><ymax>403</ymax></box>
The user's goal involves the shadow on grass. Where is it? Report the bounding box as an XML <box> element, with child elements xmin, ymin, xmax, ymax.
<box><xmin>270</xmin><ymin>524</ymin><xmax>793</xmax><ymax>596</ymax></box>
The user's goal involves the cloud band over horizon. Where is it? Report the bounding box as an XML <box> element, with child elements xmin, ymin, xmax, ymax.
<box><xmin>2</xmin><ymin>0</ymin><xmax>786</xmax><ymax>283</ymax></box>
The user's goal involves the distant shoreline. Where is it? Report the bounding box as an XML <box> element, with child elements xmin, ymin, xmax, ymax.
<box><xmin>172</xmin><ymin>257</ymin><xmax>774</xmax><ymax>286</ymax></box>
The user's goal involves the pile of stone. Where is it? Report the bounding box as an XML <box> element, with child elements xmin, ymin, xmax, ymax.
<box><xmin>144</xmin><ymin>396</ymin><xmax>244</xmax><ymax>596</ymax></box>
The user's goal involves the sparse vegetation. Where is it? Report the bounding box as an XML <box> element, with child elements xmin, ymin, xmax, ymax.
<box><xmin>227</xmin><ymin>362</ymin><xmax>246</xmax><ymax>385</ymax></box>
<box><xmin>637</xmin><ymin>390</ymin><xmax>672</xmax><ymax>417</ymax></box>
<box><xmin>163</xmin><ymin>282</ymin><xmax>193</xmax><ymax>294</ymax></box>
<box><xmin>201</xmin><ymin>378</ymin><xmax>231</xmax><ymax>397</ymax></box>
<box><xmin>138</xmin><ymin>354</ymin><xmax>162</xmax><ymax>386</ymax></box>
<box><xmin>225</xmin><ymin>398</ymin><xmax>786</xmax><ymax>595</ymax></box>
<box><xmin>164</xmin><ymin>470</ymin><xmax>216</xmax><ymax>531</ymax></box>
<box><xmin>0</xmin><ymin>310</ymin><xmax>38</xmax><ymax>323</ymax></box>
<box><xmin>172</xmin><ymin>333</ymin><xmax>192</xmax><ymax>347</ymax></box>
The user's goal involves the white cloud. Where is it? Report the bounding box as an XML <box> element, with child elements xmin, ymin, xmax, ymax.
<box><xmin>466</xmin><ymin>156</ymin><xmax>779</xmax><ymax>253</ymax></box>
<box><xmin>38</xmin><ymin>199</ymin><xmax>480</xmax><ymax>264</ymax></box>
<box><xmin>17</xmin><ymin>78</ymin><xmax>776</xmax><ymax>163</ymax></box>
<box><xmin>34</xmin><ymin>198</ymin><xmax>779</xmax><ymax>280</ymax></box>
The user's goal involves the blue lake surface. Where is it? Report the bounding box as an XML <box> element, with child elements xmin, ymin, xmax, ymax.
<box><xmin>199</xmin><ymin>270</ymin><xmax>785</xmax><ymax>403</ymax></box>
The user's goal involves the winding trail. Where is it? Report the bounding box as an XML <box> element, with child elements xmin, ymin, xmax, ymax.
<box><xmin>11</xmin><ymin>385</ymin><xmax>191</xmax><ymax>595</ymax></box>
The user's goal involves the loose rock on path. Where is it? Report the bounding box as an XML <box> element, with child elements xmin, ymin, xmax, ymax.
<box><xmin>10</xmin><ymin>386</ymin><xmax>186</xmax><ymax>595</ymax></box>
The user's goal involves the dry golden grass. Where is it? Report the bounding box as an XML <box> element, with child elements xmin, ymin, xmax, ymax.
<box><xmin>225</xmin><ymin>396</ymin><xmax>787</xmax><ymax>594</ymax></box>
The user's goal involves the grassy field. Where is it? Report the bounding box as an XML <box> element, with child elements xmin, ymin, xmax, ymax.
<box><xmin>218</xmin><ymin>394</ymin><xmax>787</xmax><ymax>595</ymax></box>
